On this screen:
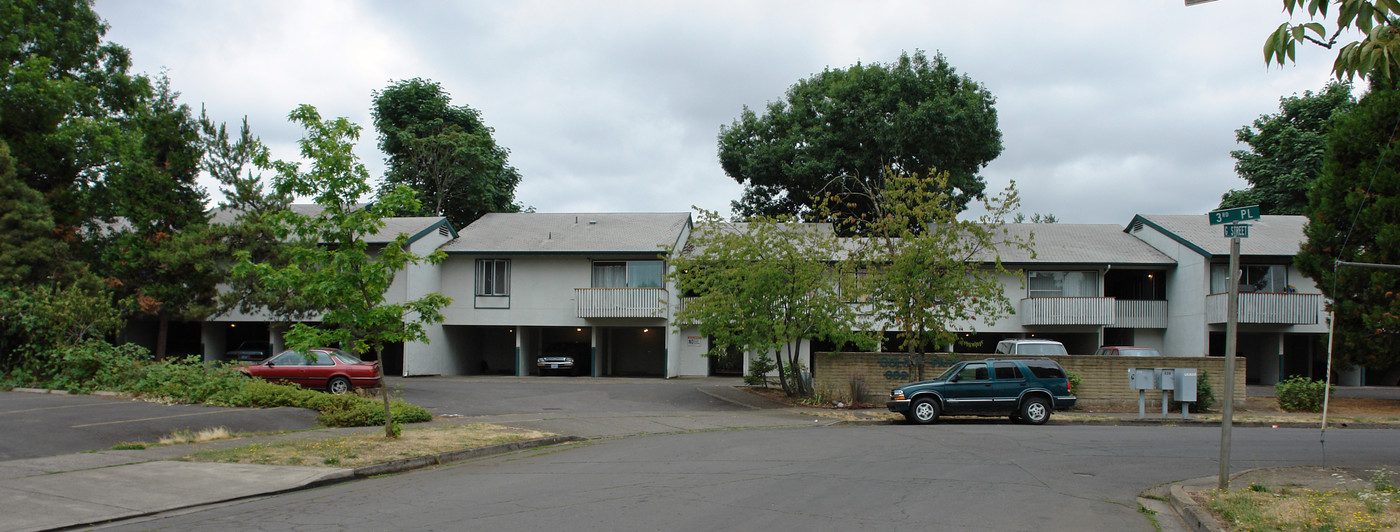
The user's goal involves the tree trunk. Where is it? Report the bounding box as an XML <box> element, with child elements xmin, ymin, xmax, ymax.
<box><xmin>378</xmin><ymin>346</ymin><xmax>394</xmax><ymax>438</ymax></box>
<box><xmin>155</xmin><ymin>315</ymin><xmax>169</xmax><ymax>361</ymax></box>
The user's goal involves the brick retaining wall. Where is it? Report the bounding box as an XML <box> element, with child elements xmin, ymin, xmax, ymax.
<box><xmin>812</xmin><ymin>352</ymin><xmax>1245</xmax><ymax>409</ymax></box>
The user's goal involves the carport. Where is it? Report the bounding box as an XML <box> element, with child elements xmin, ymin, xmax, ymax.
<box><xmin>596</xmin><ymin>326</ymin><xmax>665</xmax><ymax>377</ymax></box>
<box><xmin>443</xmin><ymin>326</ymin><xmax>518</xmax><ymax>375</ymax></box>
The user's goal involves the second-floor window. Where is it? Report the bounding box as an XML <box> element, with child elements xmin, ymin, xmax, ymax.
<box><xmin>476</xmin><ymin>259</ymin><xmax>510</xmax><ymax>296</ymax></box>
<box><xmin>593</xmin><ymin>260</ymin><xmax>664</xmax><ymax>288</ymax></box>
<box><xmin>1027</xmin><ymin>271</ymin><xmax>1098</xmax><ymax>298</ymax></box>
<box><xmin>1211</xmin><ymin>264</ymin><xmax>1287</xmax><ymax>293</ymax></box>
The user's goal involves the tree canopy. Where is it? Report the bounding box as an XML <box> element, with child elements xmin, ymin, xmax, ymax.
<box><xmin>1294</xmin><ymin>88</ymin><xmax>1400</xmax><ymax>381</ymax></box>
<box><xmin>1218</xmin><ymin>80</ymin><xmax>1356</xmax><ymax>215</ymax></box>
<box><xmin>233</xmin><ymin>105</ymin><xmax>451</xmax><ymax>358</ymax></box>
<box><xmin>372</xmin><ymin>78</ymin><xmax>521</xmax><ymax>230</ymax></box>
<box><xmin>0</xmin><ymin>0</ymin><xmax>146</xmax><ymax>226</ymax></box>
<box><xmin>669</xmin><ymin>210</ymin><xmax>873</xmax><ymax>396</ymax></box>
<box><xmin>1264</xmin><ymin>0</ymin><xmax>1400</xmax><ymax>83</ymax></box>
<box><xmin>717</xmin><ymin>50</ymin><xmax>1002</xmax><ymax>224</ymax></box>
<box><xmin>852</xmin><ymin>172</ymin><xmax>1030</xmax><ymax>378</ymax></box>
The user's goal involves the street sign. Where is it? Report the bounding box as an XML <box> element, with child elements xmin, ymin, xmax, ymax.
<box><xmin>1209</xmin><ymin>205</ymin><xmax>1260</xmax><ymax>225</ymax></box>
<box><xmin>1223</xmin><ymin>224</ymin><xmax>1250</xmax><ymax>238</ymax></box>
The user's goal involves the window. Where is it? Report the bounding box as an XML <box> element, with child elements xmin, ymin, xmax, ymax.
<box><xmin>1211</xmin><ymin>264</ymin><xmax>1286</xmax><ymax>293</ymax></box>
<box><xmin>994</xmin><ymin>362</ymin><xmax>1022</xmax><ymax>380</ymax></box>
<box><xmin>476</xmin><ymin>259</ymin><xmax>510</xmax><ymax>296</ymax></box>
<box><xmin>1027</xmin><ymin>271</ymin><xmax>1098</xmax><ymax>298</ymax></box>
<box><xmin>957</xmin><ymin>363</ymin><xmax>989</xmax><ymax>381</ymax></box>
<box><xmin>592</xmin><ymin>260</ymin><xmax>664</xmax><ymax>288</ymax></box>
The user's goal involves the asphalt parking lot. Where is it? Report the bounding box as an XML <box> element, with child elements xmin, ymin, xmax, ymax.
<box><xmin>0</xmin><ymin>392</ymin><xmax>318</xmax><ymax>461</ymax></box>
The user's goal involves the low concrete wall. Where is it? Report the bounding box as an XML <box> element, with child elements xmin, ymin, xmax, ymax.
<box><xmin>812</xmin><ymin>352</ymin><xmax>1245</xmax><ymax>409</ymax></box>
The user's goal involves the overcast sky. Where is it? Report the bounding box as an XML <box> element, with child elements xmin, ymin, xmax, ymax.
<box><xmin>92</xmin><ymin>0</ymin><xmax>1343</xmax><ymax>225</ymax></box>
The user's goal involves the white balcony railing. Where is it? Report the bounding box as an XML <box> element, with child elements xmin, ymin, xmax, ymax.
<box><xmin>1113</xmin><ymin>300</ymin><xmax>1168</xmax><ymax>329</ymax></box>
<box><xmin>576</xmin><ymin>288</ymin><xmax>667</xmax><ymax>318</ymax></box>
<box><xmin>1205</xmin><ymin>292</ymin><xmax>1321</xmax><ymax>325</ymax></box>
<box><xmin>1019</xmin><ymin>297</ymin><xmax>1115</xmax><ymax>326</ymax></box>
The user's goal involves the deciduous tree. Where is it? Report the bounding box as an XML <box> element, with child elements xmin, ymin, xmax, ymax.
<box><xmin>718</xmin><ymin>50</ymin><xmax>1002</xmax><ymax>224</ymax></box>
<box><xmin>670</xmin><ymin>210</ymin><xmax>873</xmax><ymax>396</ymax></box>
<box><xmin>1263</xmin><ymin>0</ymin><xmax>1400</xmax><ymax>83</ymax></box>
<box><xmin>853</xmin><ymin>172</ymin><xmax>1030</xmax><ymax>379</ymax></box>
<box><xmin>233</xmin><ymin>105</ymin><xmax>452</xmax><ymax>359</ymax></box>
<box><xmin>1219</xmin><ymin>81</ymin><xmax>1356</xmax><ymax>215</ymax></box>
<box><xmin>372</xmin><ymin>78</ymin><xmax>521</xmax><ymax>229</ymax></box>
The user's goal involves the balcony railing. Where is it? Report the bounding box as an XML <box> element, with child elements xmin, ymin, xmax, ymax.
<box><xmin>1205</xmin><ymin>292</ymin><xmax>1321</xmax><ymax>325</ymax></box>
<box><xmin>576</xmin><ymin>288</ymin><xmax>667</xmax><ymax>318</ymax></box>
<box><xmin>1019</xmin><ymin>297</ymin><xmax>1115</xmax><ymax>326</ymax></box>
<box><xmin>1113</xmin><ymin>299</ymin><xmax>1168</xmax><ymax>329</ymax></box>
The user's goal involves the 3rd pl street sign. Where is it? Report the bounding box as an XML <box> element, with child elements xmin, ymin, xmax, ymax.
<box><xmin>1209</xmin><ymin>205</ymin><xmax>1260</xmax><ymax>226</ymax></box>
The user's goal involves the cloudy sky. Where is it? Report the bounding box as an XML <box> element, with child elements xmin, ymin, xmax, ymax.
<box><xmin>92</xmin><ymin>0</ymin><xmax>1343</xmax><ymax>225</ymax></box>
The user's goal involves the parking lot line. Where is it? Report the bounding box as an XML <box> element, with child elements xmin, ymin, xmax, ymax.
<box><xmin>72</xmin><ymin>410</ymin><xmax>231</xmax><ymax>428</ymax></box>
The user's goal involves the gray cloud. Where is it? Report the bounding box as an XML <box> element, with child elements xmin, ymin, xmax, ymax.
<box><xmin>93</xmin><ymin>0</ymin><xmax>1339</xmax><ymax>225</ymax></box>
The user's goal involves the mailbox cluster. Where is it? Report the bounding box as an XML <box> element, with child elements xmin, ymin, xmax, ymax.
<box><xmin>1129</xmin><ymin>367</ymin><xmax>1198</xmax><ymax>419</ymax></box>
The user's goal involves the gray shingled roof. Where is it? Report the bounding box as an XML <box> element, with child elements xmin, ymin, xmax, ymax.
<box><xmin>209</xmin><ymin>205</ymin><xmax>451</xmax><ymax>245</ymax></box>
<box><xmin>445</xmin><ymin>212</ymin><xmax>691</xmax><ymax>254</ymax></box>
<box><xmin>1128</xmin><ymin>214</ymin><xmax>1306</xmax><ymax>258</ymax></box>
<box><xmin>986</xmin><ymin>223</ymin><xmax>1175</xmax><ymax>265</ymax></box>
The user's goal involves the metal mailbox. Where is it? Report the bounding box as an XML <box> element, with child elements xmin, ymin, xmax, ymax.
<box><xmin>1156</xmin><ymin>368</ymin><xmax>1175</xmax><ymax>390</ymax></box>
<box><xmin>1128</xmin><ymin>368</ymin><xmax>1156</xmax><ymax>390</ymax></box>
<box><xmin>1173</xmin><ymin>368</ymin><xmax>1198</xmax><ymax>402</ymax></box>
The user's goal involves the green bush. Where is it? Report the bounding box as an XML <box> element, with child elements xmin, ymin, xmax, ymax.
<box><xmin>1275</xmin><ymin>376</ymin><xmax>1332</xmax><ymax>412</ymax></box>
<box><xmin>316</xmin><ymin>397</ymin><xmax>430</xmax><ymax>427</ymax></box>
<box><xmin>13</xmin><ymin>340</ymin><xmax>433</xmax><ymax>429</ymax></box>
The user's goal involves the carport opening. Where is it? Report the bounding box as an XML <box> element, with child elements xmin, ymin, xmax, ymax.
<box><xmin>601</xmin><ymin>327</ymin><xmax>664</xmax><ymax>377</ymax></box>
<box><xmin>536</xmin><ymin>327</ymin><xmax>593</xmax><ymax>376</ymax></box>
<box><xmin>446</xmin><ymin>326</ymin><xmax>517</xmax><ymax>375</ymax></box>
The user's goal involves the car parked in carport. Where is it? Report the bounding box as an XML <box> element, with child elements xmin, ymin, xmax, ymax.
<box><xmin>887</xmin><ymin>358</ymin><xmax>1076</xmax><ymax>425</ymax></box>
<box><xmin>1093</xmin><ymin>346</ymin><xmax>1161</xmax><ymax>357</ymax></box>
<box><xmin>240</xmin><ymin>348</ymin><xmax>382</xmax><ymax>393</ymax></box>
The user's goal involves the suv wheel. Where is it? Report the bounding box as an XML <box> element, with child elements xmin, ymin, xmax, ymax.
<box><xmin>1020</xmin><ymin>397</ymin><xmax>1050</xmax><ymax>425</ymax></box>
<box><xmin>910</xmin><ymin>398</ymin><xmax>940</xmax><ymax>425</ymax></box>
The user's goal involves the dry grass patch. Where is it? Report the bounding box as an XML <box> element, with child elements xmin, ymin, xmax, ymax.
<box><xmin>159</xmin><ymin>427</ymin><xmax>234</xmax><ymax>446</ymax></box>
<box><xmin>180</xmin><ymin>424</ymin><xmax>553</xmax><ymax>468</ymax></box>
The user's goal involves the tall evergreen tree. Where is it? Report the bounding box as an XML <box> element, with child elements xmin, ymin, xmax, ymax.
<box><xmin>1295</xmin><ymin>88</ymin><xmax>1400</xmax><ymax>383</ymax></box>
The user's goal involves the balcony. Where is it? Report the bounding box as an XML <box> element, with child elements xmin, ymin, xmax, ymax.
<box><xmin>1113</xmin><ymin>300</ymin><xmax>1168</xmax><ymax>329</ymax></box>
<box><xmin>576</xmin><ymin>288</ymin><xmax>667</xmax><ymax>319</ymax></box>
<box><xmin>1020</xmin><ymin>297</ymin><xmax>1115</xmax><ymax>326</ymax></box>
<box><xmin>1205</xmin><ymin>292</ymin><xmax>1322</xmax><ymax>325</ymax></box>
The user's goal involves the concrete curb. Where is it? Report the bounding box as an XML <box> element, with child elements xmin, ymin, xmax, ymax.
<box><xmin>351</xmin><ymin>435</ymin><xmax>583</xmax><ymax>477</ymax></box>
<box><xmin>1170</xmin><ymin>483</ymin><xmax>1224</xmax><ymax>532</ymax></box>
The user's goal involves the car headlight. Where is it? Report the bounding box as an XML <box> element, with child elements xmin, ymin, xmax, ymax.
<box><xmin>891</xmin><ymin>390</ymin><xmax>906</xmax><ymax>400</ymax></box>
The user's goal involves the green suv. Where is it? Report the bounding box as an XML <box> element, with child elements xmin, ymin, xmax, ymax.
<box><xmin>887</xmin><ymin>358</ymin><xmax>1076</xmax><ymax>425</ymax></box>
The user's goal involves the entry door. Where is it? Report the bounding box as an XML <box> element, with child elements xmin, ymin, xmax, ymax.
<box><xmin>941</xmin><ymin>362</ymin><xmax>995</xmax><ymax>413</ymax></box>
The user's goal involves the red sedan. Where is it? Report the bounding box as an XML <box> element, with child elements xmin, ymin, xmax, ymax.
<box><xmin>241</xmin><ymin>348</ymin><xmax>382</xmax><ymax>394</ymax></box>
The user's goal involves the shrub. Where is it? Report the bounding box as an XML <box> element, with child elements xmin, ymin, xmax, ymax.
<box><xmin>316</xmin><ymin>397</ymin><xmax>430</xmax><ymax>427</ymax></box>
<box><xmin>847</xmin><ymin>371</ymin><xmax>870</xmax><ymax>406</ymax></box>
<box><xmin>744</xmin><ymin>352</ymin><xmax>776</xmax><ymax>387</ymax></box>
<box><xmin>1275</xmin><ymin>376</ymin><xmax>1333</xmax><ymax>412</ymax></box>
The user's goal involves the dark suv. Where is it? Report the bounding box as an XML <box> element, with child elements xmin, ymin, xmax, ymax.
<box><xmin>887</xmin><ymin>358</ymin><xmax>1076</xmax><ymax>425</ymax></box>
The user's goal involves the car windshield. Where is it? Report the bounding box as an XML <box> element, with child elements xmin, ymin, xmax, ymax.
<box><xmin>1019</xmin><ymin>343</ymin><xmax>1067</xmax><ymax>355</ymax></box>
<box><xmin>936</xmin><ymin>364</ymin><xmax>961</xmax><ymax>381</ymax></box>
<box><xmin>332</xmin><ymin>349</ymin><xmax>363</xmax><ymax>364</ymax></box>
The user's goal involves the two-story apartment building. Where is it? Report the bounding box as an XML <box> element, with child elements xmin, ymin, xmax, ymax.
<box><xmin>183</xmin><ymin>210</ymin><xmax>1354</xmax><ymax>385</ymax></box>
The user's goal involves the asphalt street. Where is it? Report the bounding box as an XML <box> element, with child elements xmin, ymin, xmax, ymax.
<box><xmin>94</xmin><ymin>423</ymin><xmax>1398</xmax><ymax>532</ymax></box>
